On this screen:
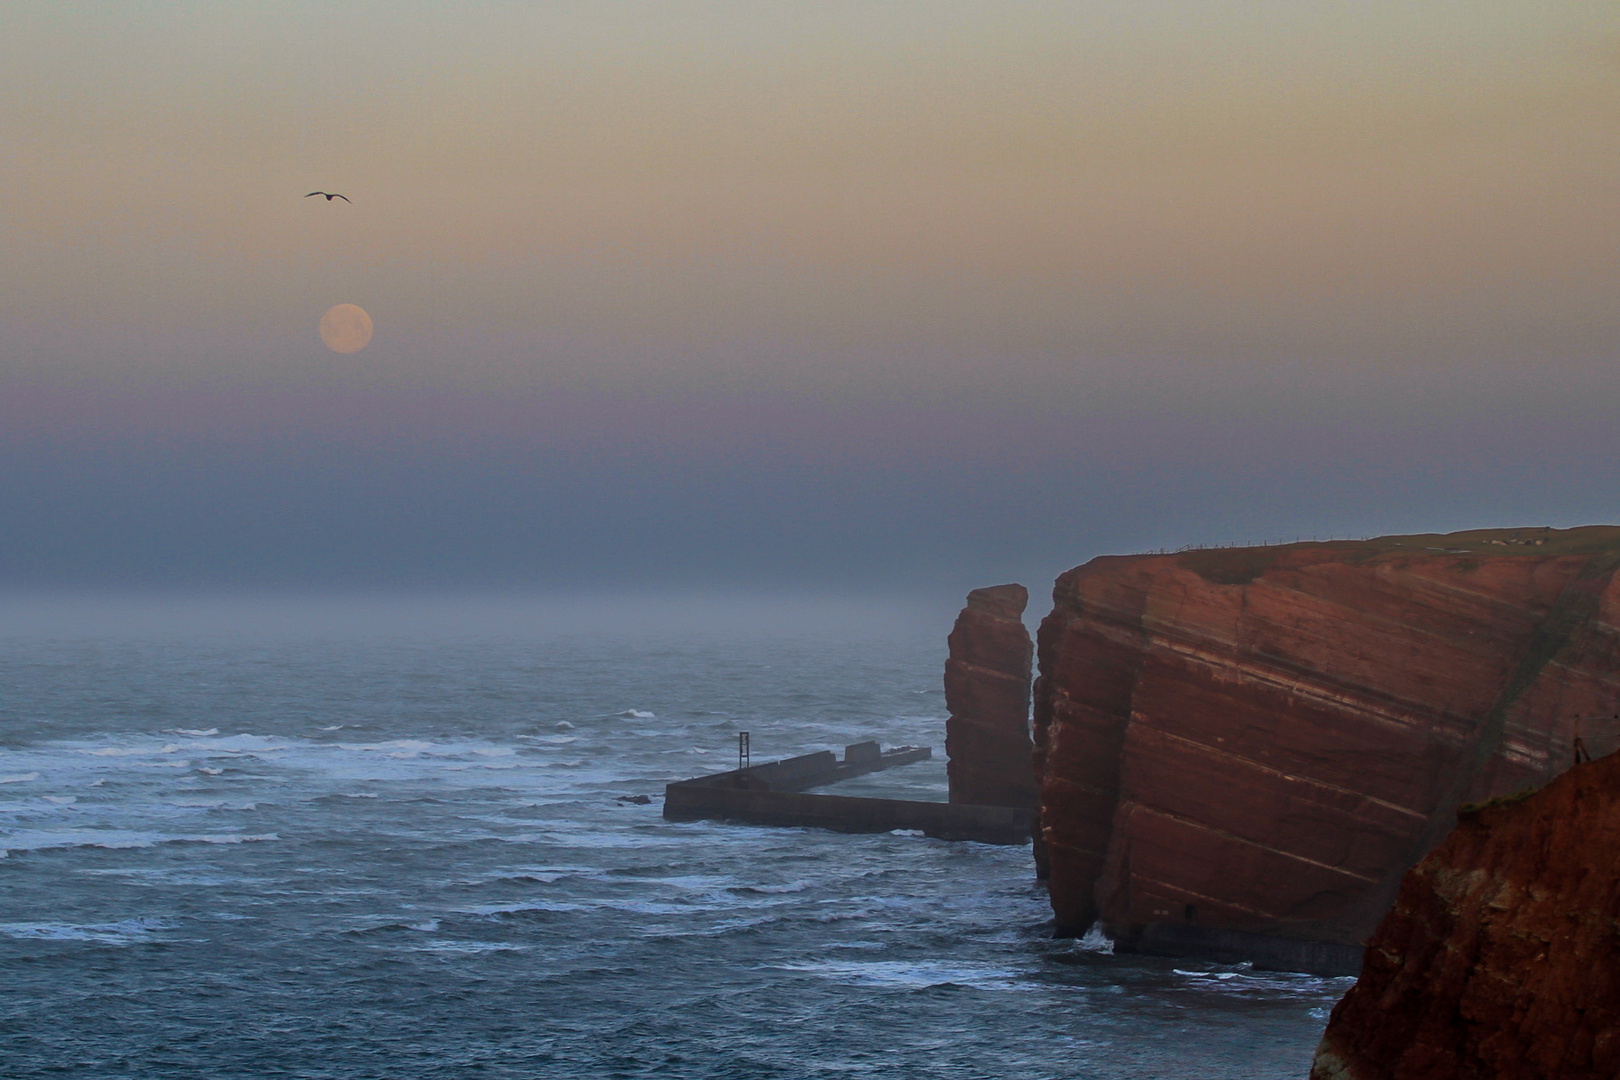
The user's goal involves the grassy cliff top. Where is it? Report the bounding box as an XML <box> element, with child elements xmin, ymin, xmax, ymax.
<box><xmin>1174</xmin><ymin>525</ymin><xmax>1620</xmax><ymax>586</ymax></box>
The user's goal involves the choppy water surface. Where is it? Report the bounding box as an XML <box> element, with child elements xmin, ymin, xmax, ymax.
<box><xmin>0</xmin><ymin>595</ymin><xmax>1344</xmax><ymax>1079</ymax></box>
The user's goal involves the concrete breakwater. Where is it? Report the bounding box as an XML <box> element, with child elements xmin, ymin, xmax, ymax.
<box><xmin>664</xmin><ymin>743</ymin><xmax>1034</xmax><ymax>845</ymax></box>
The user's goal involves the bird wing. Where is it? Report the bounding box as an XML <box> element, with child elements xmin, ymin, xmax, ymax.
<box><xmin>333</xmin><ymin>194</ymin><xmax>351</xmax><ymax>202</ymax></box>
<box><xmin>304</xmin><ymin>192</ymin><xmax>325</xmax><ymax>197</ymax></box>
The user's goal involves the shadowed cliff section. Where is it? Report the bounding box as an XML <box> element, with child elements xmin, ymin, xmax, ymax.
<box><xmin>945</xmin><ymin>584</ymin><xmax>1037</xmax><ymax>809</ymax></box>
<box><xmin>1311</xmin><ymin>751</ymin><xmax>1620</xmax><ymax>1080</ymax></box>
<box><xmin>1032</xmin><ymin>525</ymin><xmax>1620</xmax><ymax>960</ymax></box>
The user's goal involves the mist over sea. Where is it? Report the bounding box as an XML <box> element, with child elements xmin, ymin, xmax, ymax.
<box><xmin>0</xmin><ymin>594</ymin><xmax>1346</xmax><ymax>1079</ymax></box>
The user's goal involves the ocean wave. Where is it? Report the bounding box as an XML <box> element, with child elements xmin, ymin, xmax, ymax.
<box><xmin>1075</xmin><ymin>923</ymin><xmax>1114</xmax><ymax>954</ymax></box>
<box><xmin>406</xmin><ymin>940</ymin><xmax>527</xmax><ymax>953</ymax></box>
<box><xmin>339</xmin><ymin>739</ymin><xmax>435</xmax><ymax>753</ymax></box>
<box><xmin>6</xmin><ymin>732</ymin><xmax>616</xmax><ymax>805</ymax></box>
<box><xmin>344</xmin><ymin>919</ymin><xmax>443</xmax><ymax>935</ymax></box>
<box><xmin>1168</xmin><ymin>964</ymin><xmax>1356</xmax><ymax>995</ymax></box>
<box><xmin>0</xmin><ymin>916</ymin><xmax>172</xmax><ymax>944</ymax></box>
<box><xmin>82</xmin><ymin>745</ymin><xmax>175</xmax><ymax>757</ymax></box>
<box><xmin>0</xmin><ymin>828</ymin><xmax>164</xmax><ymax>854</ymax></box>
<box><xmin>480</xmin><ymin>870</ymin><xmax>572</xmax><ymax>884</ymax></box>
<box><xmin>728</xmin><ymin>880</ymin><xmax>813</xmax><ymax>895</ymax></box>
<box><xmin>774</xmin><ymin>959</ymin><xmax>1031</xmax><ymax>991</ymax></box>
<box><xmin>0</xmin><ymin>830</ymin><xmax>277</xmax><ymax>857</ymax></box>
<box><xmin>458</xmin><ymin>900</ymin><xmax>587</xmax><ymax>916</ymax></box>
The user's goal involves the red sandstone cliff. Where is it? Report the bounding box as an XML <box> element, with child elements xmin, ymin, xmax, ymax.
<box><xmin>945</xmin><ymin>584</ymin><xmax>1037</xmax><ymax>808</ymax></box>
<box><xmin>1032</xmin><ymin>526</ymin><xmax>1620</xmax><ymax>952</ymax></box>
<box><xmin>1310</xmin><ymin>750</ymin><xmax>1620</xmax><ymax>1080</ymax></box>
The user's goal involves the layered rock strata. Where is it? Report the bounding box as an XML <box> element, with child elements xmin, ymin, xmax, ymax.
<box><xmin>1311</xmin><ymin>750</ymin><xmax>1620</xmax><ymax>1080</ymax></box>
<box><xmin>945</xmin><ymin>584</ymin><xmax>1037</xmax><ymax>808</ymax></box>
<box><xmin>1032</xmin><ymin>527</ymin><xmax>1620</xmax><ymax>953</ymax></box>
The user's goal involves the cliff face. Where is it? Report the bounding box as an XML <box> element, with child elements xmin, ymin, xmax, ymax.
<box><xmin>945</xmin><ymin>584</ymin><xmax>1037</xmax><ymax>808</ymax></box>
<box><xmin>1311</xmin><ymin>750</ymin><xmax>1620</xmax><ymax>1080</ymax></box>
<box><xmin>1032</xmin><ymin>527</ymin><xmax>1620</xmax><ymax>948</ymax></box>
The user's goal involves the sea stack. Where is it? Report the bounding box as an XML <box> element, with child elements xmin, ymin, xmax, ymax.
<box><xmin>1030</xmin><ymin>527</ymin><xmax>1620</xmax><ymax>964</ymax></box>
<box><xmin>945</xmin><ymin>584</ymin><xmax>1037</xmax><ymax>808</ymax></box>
<box><xmin>1311</xmin><ymin>750</ymin><xmax>1620</xmax><ymax>1080</ymax></box>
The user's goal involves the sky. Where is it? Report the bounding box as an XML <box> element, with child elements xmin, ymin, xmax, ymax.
<box><xmin>2</xmin><ymin>2</ymin><xmax>1618</xmax><ymax>593</ymax></box>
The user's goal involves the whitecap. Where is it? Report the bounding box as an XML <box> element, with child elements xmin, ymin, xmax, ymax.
<box><xmin>320</xmin><ymin>725</ymin><xmax>344</xmax><ymax>731</ymax></box>
<box><xmin>554</xmin><ymin>721</ymin><xmax>575</xmax><ymax>731</ymax></box>
<box><xmin>198</xmin><ymin>767</ymin><xmax>225</xmax><ymax>776</ymax></box>
<box><xmin>0</xmin><ymin>772</ymin><xmax>40</xmax><ymax>784</ymax></box>
<box><xmin>162</xmin><ymin>728</ymin><xmax>219</xmax><ymax>737</ymax></box>
<box><xmin>617</xmin><ymin>710</ymin><xmax>655</xmax><ymax>719</ymax></box>
<box><xmin>1076</xmin><ymin>923</ymin><xmax>1115</xmax><ymax>954</ymax></box>
<box><xmin>42</xmin><ymin>796</ymin><xmax>77</xmax><ymax>805</ymax></box>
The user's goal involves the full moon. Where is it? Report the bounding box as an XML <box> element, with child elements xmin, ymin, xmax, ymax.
<box><xmin>318</xmin><ymin>303</ymin><xmax>373</xmax><ymax>354</ymax></box>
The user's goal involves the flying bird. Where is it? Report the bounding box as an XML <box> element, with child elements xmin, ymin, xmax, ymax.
<box><xmin>304</xmin><ymin>191</ymin><xmax>350</xmax><ymax>202</ymax></box>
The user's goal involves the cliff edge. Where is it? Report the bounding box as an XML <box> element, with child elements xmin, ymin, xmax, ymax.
<box><xmin>1032</xmin><ymin>526</ymin><xmax>1620</xmax><ymax>959</ymax></box>
<box><xmin>1310</xmin><ymin>750</ymin><xmax>1620</xmax><ymax>1080</ymax></box>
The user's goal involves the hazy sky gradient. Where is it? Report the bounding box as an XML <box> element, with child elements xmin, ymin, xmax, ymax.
<box><xmin>3</xmin><ymin>3</ymin><xmax>1617</xmax><ymax>590</ymax></box>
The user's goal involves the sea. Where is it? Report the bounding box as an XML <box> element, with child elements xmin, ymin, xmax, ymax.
<box><xmin>0</xmin><ymin>593</ymin><xmax>1349</xmax><ymax>1079</ymax></box>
